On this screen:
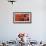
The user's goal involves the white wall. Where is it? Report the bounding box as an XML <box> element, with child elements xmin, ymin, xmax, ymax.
<box><xmin>0</xmin><ymin>0</ymin><xmax>46</xmax><ymax>42</ymax></box>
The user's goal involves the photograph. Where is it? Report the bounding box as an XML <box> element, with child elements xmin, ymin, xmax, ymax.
<box><xmin>13</xmin><ymin>12</ymin><xmax>32</xmax><ymax>23</ymax></box>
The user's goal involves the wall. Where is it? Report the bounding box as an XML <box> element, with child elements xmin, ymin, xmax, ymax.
<box><xmin>0</xmin><ymin>0</ymin><xmax>46</xmax><ymax>42</ymax></box>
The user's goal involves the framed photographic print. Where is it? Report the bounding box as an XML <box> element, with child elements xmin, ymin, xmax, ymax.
<box><xmin>13</xmin><ymin>12</ymin><xmax>32</xmax><ymax>23</ymax></box>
